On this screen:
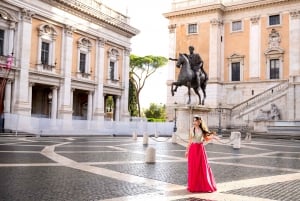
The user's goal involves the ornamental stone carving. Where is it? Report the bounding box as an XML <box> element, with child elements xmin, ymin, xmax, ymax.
<box><xmin>210</xmin><ymin>18</ymin><xmax>223</xmax><ymax>26</ymax></box>
<box><xmin>21</xmin><ymin>8</ymin><xmax>34</xmax><ymax>22</ymax></box>
<box><xmin>250</xmin><ymin>16</ymin><xmax>260</xmax><ymax>24</ymax></box>
<box><xmin>268</xmin><ymin>29</ymin><xmax>281</xmax><ymax>48</ymax></box>
<box><xmin>290</xmin><ymin>10</ymin><xmax>300</xmax><ymax>19</ymax></box>
<box><xmin>255</xmin><ymin>103</ymin><xmax>280</xmax><ymax>121</ymax></box>
<box><xmin>64</xmin><ymin>25</ymin><xmax>75</xmax><ymax>37</ymax></box>
<box><xmin>168</xmin><ymin>24</ymin><xmax>176</xmax><ymax>33</ymax></box>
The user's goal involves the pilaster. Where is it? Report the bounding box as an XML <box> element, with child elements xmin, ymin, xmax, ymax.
<box><xmin>93</xmin><ymin>37</ymin><xmax>106</xmax><ymax>121</ymax></box>
<box><xmin>58</xmin><ymin>25</ymin><xmax>75</xmax><ymax>119</ymax></box>
<box><xmin>14</xmin><ymin>9</ymin><xmax>34</xmax><ymax>115</ymax></box>
<box><xmin>289</xmin><ymin>10</ymin><xmax>300</xmax><ymax>76</ymax></box>
<box><xmin>249</xmin><ymin>16</ymin><xmax>261</xmax><ymax>80</ymax></box>
<box><xmin>120</xmin><ymin>48</ymin><xmax>131</xmax><ymax>121</ymax></box>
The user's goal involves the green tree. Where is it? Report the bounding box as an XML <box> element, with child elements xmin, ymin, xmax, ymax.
<box><xmin>128</xmin><ymin>75</ymin><xmax>138</xmax><ymax>117</ymax></box>
<box><xmin>144</xmin><ymin>103</ymin><xmax>166</xmax><ymax>121</ymax></box>
<box><xmin>129</xmin><ymin>54</ymin><xmax>168</xmax><ymax>117</ymax></box>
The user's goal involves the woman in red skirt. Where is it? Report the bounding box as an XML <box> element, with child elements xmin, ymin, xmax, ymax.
<box><xmin>185</xmin><ymin>115</ymin><xmax>217</xmax><ymax>193</ymax></box>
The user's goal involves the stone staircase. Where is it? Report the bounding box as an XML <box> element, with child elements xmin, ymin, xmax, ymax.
<box><xmin>230</xmin><ymin>81</ymin><xmax>300</xmax><ymax>139</ymax></box>
<box><xmin>231</xmin><ymin>81</ymin><xmax>289</xmax><ymax>118</ymax></box>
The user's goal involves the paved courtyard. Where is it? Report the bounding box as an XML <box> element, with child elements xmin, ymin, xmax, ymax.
<box><xmin>0</xmin><ymin>134</ymin><xmax>299</xmax><ymax>201</ymax></box>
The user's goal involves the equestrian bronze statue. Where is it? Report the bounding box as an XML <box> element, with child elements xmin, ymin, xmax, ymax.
<box><xmin>169</xmin><ymin>47</ymin><xmax>208</xmax><ymax>105</ymax></box>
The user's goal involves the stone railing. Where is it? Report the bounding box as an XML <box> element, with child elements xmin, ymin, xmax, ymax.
<box><xmin>231</xmin><ymin>80</ymin><xmax>289</xmax><ymax>116</ymax></box>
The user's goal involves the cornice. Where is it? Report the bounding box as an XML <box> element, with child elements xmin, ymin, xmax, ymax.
<box><xmin>164</xmin><ymin>0</ymin><xmax>294</xmax><ymax>19</ymax></box>
<box><xmin>164</xmin><ymin>3</ymin><xmax>225</xmax><ymax>19</ymax></box>
<box><xmin>39</xmin><ymin>0</ymin><xmax>139</xmax><ymax>38</ymax></box>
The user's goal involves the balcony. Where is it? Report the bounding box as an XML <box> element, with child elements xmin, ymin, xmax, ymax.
<box><xmin>37</xmin><ymin>63</ymin><xmax>56</xmax><ymax>73</ymax></box>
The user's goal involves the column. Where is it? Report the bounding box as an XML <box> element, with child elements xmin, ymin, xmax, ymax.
<box><xmin>93</xmin><ymin>38</ymin><xmax>106</xmax><ymax>121</ymax></box>
<box><xmin>28</xmin><ymin>83</ymin><xmax>34</xmax><ymax>115</ymax></box>
<box><xmin>120</xmin><ymin>48</ymin><xmax>130</xmax><ymax>121</ymax></box>
<box><xmin>70</xmin><ymin>88</ymin><xmax>74</xmax><ymax>112</ymax></box>
<box><xmin>249</xmin><ymin>16</ymin><xmax>261</xmax><ymax>80</ymax></box>
<box><xmin>4</xmin><ymin>80</ymin><xmax>12</xmax><ymax>113</ymax></box>
<box><xmin>58</xmin><ymin>25</ymin><xmax>74</xmax><ymax>119</ymax></box>
<box><xmin>15</xmin><ymin>9</ymin><xmax>34</xmax><ymax>115</ymax></box>
<box><xmin>51</xmin><ymin>87</ymin><xmax>58</xmax><ymax>119</ymax></box>
<box><xmin>87</xmin><ymin>91</ymin><xmax>93</xmax><ymax>120</ymax></box>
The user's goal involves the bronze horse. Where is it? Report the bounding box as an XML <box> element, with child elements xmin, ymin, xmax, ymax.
<box><xmin>171</xmin><ymin>53</ymin><xmax>207</xmax><ymax>105</ymax></box>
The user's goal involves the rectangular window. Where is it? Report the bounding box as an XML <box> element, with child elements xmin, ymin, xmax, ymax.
<box><xmin>79</xmin><ymin>53</ymin><xmax>86</xmax><ymax>73</ymax></box>
<box><xmin>0</xmin><ymin>29</ymin><xmax>5</xmax><ymax>56</ymax></box>
<box><xmin>231</xmin><ymin>62</ymin><xmax>240</xmax><ymax>81</ymax></box>
<box><xmin>232</xmin><ymin>21</ymin><xmax>242</xmax><ymax>32</ymax></box>
<box><xmin>110</xmin><ymin>61</ymin><xmax>115</xmax><ymax>80</ymax></box>
<box><xmin>269</xmin><ymin>14</ymin><xmax>280</xmax><ymax>26</ymax></box>
<box><xmin>41</xmin><ymin>42</ymin><xmax>49</xmax><ymax>64</ymax></box>
<box><xmin>188</xmin><ymin>23</ymin><xmax>197</xmax><ymax>34</ymax></box>
<box><xmin>270</xmin><ymin>59</ymin><xmax>279</xmax><ymax>79</ymax></box>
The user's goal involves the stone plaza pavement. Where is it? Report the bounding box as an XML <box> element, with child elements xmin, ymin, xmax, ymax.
<box><xmin>0</xmin><ymin>135</ymin><xmax>299</xmax><ymax>201</ymax></box>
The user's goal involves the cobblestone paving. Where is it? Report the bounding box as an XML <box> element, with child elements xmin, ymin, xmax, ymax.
<box><xmin>0</xmin><ymin>136</ymin><xmax>299</xmax><ymax>201</ymax></box>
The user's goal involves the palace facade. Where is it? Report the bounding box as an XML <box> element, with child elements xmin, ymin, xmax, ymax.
<box><xmin>164</xmin><ymin>0</ymin><xmax>300</xmax><ymax>130</ymax></box>
<box><xmin>0</xmin><ymin>0</ymin><xmax>139</xmax><ymax>127</ymax></box>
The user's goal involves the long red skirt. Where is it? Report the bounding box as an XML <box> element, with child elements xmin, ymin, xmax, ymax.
<box><xmin>187</xmin><ymin>143</ymin><xmax>217</xmax><ymax>193</ymax></box>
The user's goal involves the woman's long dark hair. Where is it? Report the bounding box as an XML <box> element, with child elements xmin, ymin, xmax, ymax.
<box><xmin>193</xmin><ymin>116</ymin><xmax>211</xmax><ymax>137</ymax></box>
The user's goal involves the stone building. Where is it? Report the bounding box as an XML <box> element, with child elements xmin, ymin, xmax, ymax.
<box><xmin>164</xmin><ymin>0</ymin><xmax>300</xmax><ymax>133</ymax></box>
<box><xmin>0</xmin><ymin>0</ymin><xmax>139</xmax><ymax>128</ymax></box>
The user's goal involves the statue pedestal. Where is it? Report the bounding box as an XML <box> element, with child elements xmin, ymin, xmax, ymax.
<box><xmin>171</xmin><ymin>104</ymin><xmax>211</xmax><ymax>143</ymax></box>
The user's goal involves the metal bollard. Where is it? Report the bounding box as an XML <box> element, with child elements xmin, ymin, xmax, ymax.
<box><xmin>145</xmin><ymin>147</ymin><xmax>156</xmax><ymax>164</ymax></box>
<box><xmin>232</xmin><ymin>131</ymin><xmax>241</xmax><ymax>149</ymax></box>
<box><xmin>143</xmin><ymin>132</ymin><xmax>148</xmax><ymax>145</ymax></box>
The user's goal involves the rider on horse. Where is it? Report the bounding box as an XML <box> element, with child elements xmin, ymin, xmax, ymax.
<box><xmin>170</xmin><ymin>46</ymin><xmax>208</xmax><ymax>89</ymax></box>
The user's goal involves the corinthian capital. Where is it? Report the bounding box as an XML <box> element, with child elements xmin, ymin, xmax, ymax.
<box><xmin>168</xmin><ymin>24</ymin><xmax>176</xmax><ymax>33</ymax></box>
<box><xmin>21</xmin><ymin>8</ymin><xmax>34</xmax><ymax>22</ymax></box>
<box><xmin>65</xmin><ymin>25</ymin><xmax>75</xmax><ymax>37</ymax></box>
<box><xmin>210</xmin><ymin>18</ymin><xmax>223</xmax><ymax>26</ymax></box>
<box><xmin>250</xmin><ymin>16</ymin><xmax>260</xmax><ymax>24</ymax></box>
<box><xmin>290</xmin><ymin>10</ymin><xmax>300</xmax><ymax>19</ymax></box>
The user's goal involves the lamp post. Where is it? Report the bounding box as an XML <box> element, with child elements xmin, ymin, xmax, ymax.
<box><xmin>48</xmin><ymin>92</ymin><xmax>52</xmax><ymax>118</ymax></box>
<box><xmin>217</xmin><ymin>104</ymin><xmax>222</xmax><ymax>137</ymax></box>
<box><xmin>173</xmin><ymin>108</ymin><xmax>177</xmax><ymax>132</ymax></box>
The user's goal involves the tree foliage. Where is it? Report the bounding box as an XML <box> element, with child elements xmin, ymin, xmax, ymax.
<box><xmin>144</xmin><ymin>103</ymin><xmax>166</xmax><ymax>121</ymax></box>
<box><xmin>129</xmin><ymin>54</ymin><xmax>168</xmax><ymax>117</ymax></box>
<box><xmin>128</xmin><ymin>75</ymin><xmax>138</xmax><ymax>116</ymax></box>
